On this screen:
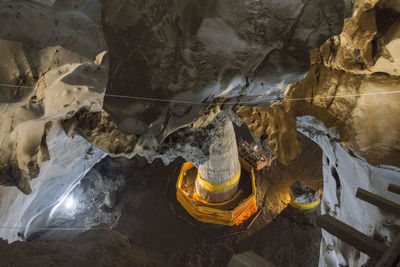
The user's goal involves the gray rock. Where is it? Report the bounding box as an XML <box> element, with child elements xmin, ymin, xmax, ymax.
<box><xmin>101</xmin><ymin>0</ymin><xmax>350</xmax><ymax>138</ymax></box>
<box><xmin>290</xmin><ymin>181</ymin><xmax>320</xmax><ymax>204</ymax></box>
<box><xmin>104</xmin><ymin>190</ymin><xmax>117</xmax><ymax>209</ymax></box>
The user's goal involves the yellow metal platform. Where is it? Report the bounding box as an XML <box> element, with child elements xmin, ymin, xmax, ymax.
<box><xmin>176</xmin><ymin>162</ymin><xmax>258</xmax><ymax>226</ymax></box>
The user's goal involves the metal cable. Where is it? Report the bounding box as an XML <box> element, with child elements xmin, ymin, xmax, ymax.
<box><xmin>1</xmin><ymin>82</ymin><xmax>400</xmax><ymax>105</ymax></box>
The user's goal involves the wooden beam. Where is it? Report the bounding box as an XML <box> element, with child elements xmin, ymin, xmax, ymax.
<box><xmin>316</xmin><ymin>214</ymin><xmax>387</xmax><ymax>259</ymax></box>
<box><xmin>356</xmin><ymin>188</ymin><xmax>400</xmax><ymax>216</ymax></box>
<box><xmin>375</xmin><ymin>234</ymin><xmax>400</xmax><ymax>267</ymax></box>
<box><xmin>388</xmin><ymin>184</ymin><xmax>400</xmax><ymax>195</ymax></box>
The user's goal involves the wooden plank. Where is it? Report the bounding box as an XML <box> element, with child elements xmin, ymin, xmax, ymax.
<box><xmin>238</xmin><ymin>149</ymin><xmax>273</xmax><ymax>171</ymax></box>
<box><xmin>388</xmin><ymin>184</ymin><xmax>400</xmax><ymax>195</ymax></box>
<box><xmin>228</xmin><ymin>251</ymin><xmax>275</xmax><ymax>267</ymax></box>
<box><xmin>316</xmin><ymin>214</ymin><xmax>387</xmax><ymax>259</ymax></box>
<box><xmin>356</xmin><ymin>188</ymin><xmax>400</xmax><ymax>216</ymax></box>
<box><xmin>376</xmin><ymin>234</ymin><xmax>400</xmax><ymax>267</ymax></box>
<box><xmin>239</xmin><ymin>157</ymin><xmax>252</xmax><ymax>173</ymax></box>
<box><xmin>246</xmin><ymin>209</ymin><xmax>262</xmax><ymax>230</ymax></box>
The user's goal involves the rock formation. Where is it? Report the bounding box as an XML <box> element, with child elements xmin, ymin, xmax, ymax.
<box><xmin>236</xmin><ymin>0</ymin><xmax>400</xmax><ymax>167</ymax></box>
<box><xmin>0</xmin><ymin>0</ymin><xmax>399</xmax><ymax>266</ymax></box>
<box><xmin>0</xmin><ymin>0</ymin><xmax>351</xmax><ymax>193</ymax></box>
<box><xmin>0</xmin><ymin>0</ymin><xmax>108</xmax><ymax>241</ymax></box>
<box><xmin>235</xmin><ymin>1</ymin><xmax>400</xmax><ymax>265</ymax></box>
<box><xmin>196</xmin><ymin>118</ymin><xmax>241</xmax><ymax>202</ymax></box>
<box><xmin>0</xmin><ymin>0</ymin><xmax>107</xmax><ymax>192</ymax></box>
<box><xmin>100</xmin><ymin>0</ymin><xmax>351</xmax><ymax>141</ymax></box>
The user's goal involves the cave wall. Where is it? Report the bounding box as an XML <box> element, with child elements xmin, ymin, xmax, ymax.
<box><xmin>101</xmin><ymin>0</ymin><xmax>351</xmax><ymax>138</ymax></box>
<box><xmin>0</xmin><ymin>0</ymin><xmax>107</xmax><ymax>192</ymax></box>
<box><xmin>0</xmin><ymin>2</ymin><xmax>398</xmax><ymax>267</ymax></box>
<box><xmin>0</xmin><ymin>0</ymin><xmax>108</xmax><ymax>241</ymax></box>
<box><xmin>0</xmin><ymin>127</ymin><xmax>105</xmax><ymax>242</ymax></box>
<box><xmin>235</xmin><ymin>1</ymin><xmax>400</xmax><ymax>265</ymax></box>
<box><xmin>236</xmin><ymin>0</ymin><xmax>400</xmax><ymax>167</ymax></box>
<box><xmin>0</xmin><ymin>0</ymin><xmax>353</xmax><ymax>194</ymax></box>
<box><xmin>298</xmin><ymin>116</ymin><xmax>400</xmax><ymax>266</ymax></box>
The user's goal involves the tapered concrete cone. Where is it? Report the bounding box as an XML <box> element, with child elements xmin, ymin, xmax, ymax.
<box><xmin>195</xmin><ymin>118</ymin><xmax>241</xmax><ymax>203</ymax></box>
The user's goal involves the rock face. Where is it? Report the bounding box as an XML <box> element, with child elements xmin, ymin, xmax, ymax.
<box><xmin>236</xmin><ymin>0</ymin><xmax>400</xmax><ymax>167</ymax></box>
<box><xmin>101</xmin><ymin>0</ymin><xmax>350</xmax><ymax>139</ymax></box>
<box><xmin>0</xmin><ymin>0</ymin><xmax>399</xmax><ymax>266</ymax></box>
<box><xmin>62</xmin><ymin>109</ymin><xmax>137</xmax><ymax>157</ymax></box>
<box><xmin>0</xmin><ymin>0</ymin><xmax>108</xmax><ymax>241</ymax></box>
<box><xmin>25</xmin><ymin>156</ymin><xmax>126</xmax><ymax>241</ymax></box>
<box><xmin>0</xmin><ymin>0</ymin><xmax>107</xmax><ymax>192</ymax></box>
<box><xmin>0</xmin><ymin>0</ymin><xmax>351</xmax><ymax>194</ymax></box>
<box><xmin>0</xmin><ymin>228</ymin><xmax>153</xmax><ymax>267</ymax></box>
<box><xmin>0</xmin><ymin>127</ymin><xmax>105</xmax><ymax>242</ymax></box>
<box><xmin>235</xmin><ymin>1</ymin><xmax>400</xmax><ymax>265</ymax></box>
<box><xmin>289</xmin><ymin>181</ymin><xmax>320</xmax><ymax>204</ymax></box>
<box><xmin>297</xmin><ymin>116</ymin><xmax>400</xmax><ymax>267</ymax></box>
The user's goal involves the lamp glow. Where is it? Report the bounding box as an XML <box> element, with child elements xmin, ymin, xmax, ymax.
<box><xmin>63</xmin><ymin>196</ymin><xmax>75</xmax><ymax>209</ymax></box>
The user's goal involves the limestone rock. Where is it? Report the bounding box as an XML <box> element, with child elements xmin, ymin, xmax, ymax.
<box><xmin>101</xmin><ymin>0</ymin><xmax>349</xmax><ymax>139</ymax></box>
<box><xmin>289</xmin><ymin>181</ymin><xmax>320</xmax><ymax>204</ymax></box>
<box><xmin>0</xmin><ymin>0</ymin><xmax>106</xmax><ymax>192</ymax></box>
<box><xmin>104</xmin><ymin>190</ymin><xmax>117</xmax><ymax>209</ymax></box>
<box><xmin>236</xmin><ymin>0</ymin><xmax>400</xmax><ymax>167</ymax></box>
<box><xmin>0</xmin><ymin>0</ymin><xmax>352</xmax><ymax>192</ymax></box>
<box><xmin>62</xmin><ymin>109</ymin><xmax>137</xmax><ymax>157</ymax></box>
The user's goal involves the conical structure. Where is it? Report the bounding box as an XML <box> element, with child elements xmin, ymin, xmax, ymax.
<box><xmin>195</xmin><ymin>118</ymin><xmax>241</xmax><ymax>203</ymax></box>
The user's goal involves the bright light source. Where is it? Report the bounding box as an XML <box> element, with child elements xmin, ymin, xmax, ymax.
<box><xmin>63</xmin><ymin>196</ymin><xmax>75</xmax><ymax>209</ymax></box>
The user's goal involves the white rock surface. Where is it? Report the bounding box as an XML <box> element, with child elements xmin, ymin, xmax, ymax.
<box><xmin>0</xmin><ymin>0</ymin><xmax>107</xmax><ymax>191</ymax></box>
<box><xmin>297</xmin><ymin>116</ymin><xmax>400</xmax><ymax>267</ymax></box>
<box><xmin>0</xmin><ymin>0</ymin><xmax>108</xmax><ymax>241</ymax></box>
<box><xmin>0</xmin><ymin>127</ymin><xmax>105</xmax><ymax>242</ymax></box>
<box><xmin>0</xmin><ymin>2</ymin><xmax>398</xmax><ymax>267</ymax></box>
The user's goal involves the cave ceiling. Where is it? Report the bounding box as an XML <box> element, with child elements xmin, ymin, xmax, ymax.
<box><xmin>0</xmin><ymin>0</ymin><xmax>399</xmax><ymax>193</ymax></box>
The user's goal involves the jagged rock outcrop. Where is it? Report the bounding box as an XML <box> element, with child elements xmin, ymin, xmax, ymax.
<box><xmin>298</xmin><ymin>116</ymin><xmax>400</xmax><ymax>267</ymax></box>
<box><xmin>235</xmin><ymin>1</ymin><xmax>400</xmax><ymax>265</ymax></box>
<box><xmin>0</xmin><ymin>0</ymin><xmax>108</xmax><ymax>242</ymax></box>
<box><xmin>0</xmin><ymin>0</ymin><xmax>107</xmax><ymax>192</ymax></box>
<box><xmin>101</xmin><ymin>0</ymin><xmax>350</xmax><ymax>139</ymax></box>
<box><xmin>236</xmin><ymin>104</ymin><xmax>301</xmax><ymax>165</ymax></box>
<box><xmin>0</xmin><ymin>0</ymin><xmax>352</xmax><ymax>193</ymax></box>
<box><xmin>236</xmin><ymin>0</ymin><xmax>400</xmax><ymax>167</ymax></box>
<box><xmin>0</xmin><ymin>127</ymin><xmax>105</xmax><ymax>242</ymax></box>
<box><xmin>1</xmin><ymin>1</ymin><xmax>398</xmax><ymax>266</ymax></box>
<box><xmin>0</xmin><ymin>0</ymin><xmax>351</xmax><ymax>193</ymax></box>
<box><xmin>62</xmin><ymin>109</ymin><xmax>137</xmax><ymax>157</ymax></box>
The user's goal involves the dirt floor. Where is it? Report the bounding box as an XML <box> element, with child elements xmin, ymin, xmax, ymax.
<box><xmin>0</xmin><ymin>131</ymin><xmax>324</xmax><ymax>267</ymax></box>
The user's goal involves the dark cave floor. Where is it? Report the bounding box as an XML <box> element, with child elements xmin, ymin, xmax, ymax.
<box><xmin>0</xmin><ymin>132</ymin><xmax>323</xmax><ymax>267</ymax></box>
